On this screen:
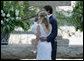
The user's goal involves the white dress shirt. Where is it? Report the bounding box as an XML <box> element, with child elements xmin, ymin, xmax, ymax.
<box><xmin>47</xmin><ymin>14</ymin><xmax>52</xmax><ymax>18</ymax></box>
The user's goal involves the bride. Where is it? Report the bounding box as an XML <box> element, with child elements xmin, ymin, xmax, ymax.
<box><xmin>32</xmin><ymin>11</ymin><xmax>52</xmax><ymax>60</ymax></box>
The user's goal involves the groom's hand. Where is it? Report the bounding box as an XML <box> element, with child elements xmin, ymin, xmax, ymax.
<box><xmin>40</xmin><ymin>37</ymin><xmax>47</xmax><ymax>42</ymax></box>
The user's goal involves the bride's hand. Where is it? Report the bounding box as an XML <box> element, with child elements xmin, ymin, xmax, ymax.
<box><xmin>31</xmin><ymin>49</ymin><xmax>37</xmax><ymax>54</ymax></box>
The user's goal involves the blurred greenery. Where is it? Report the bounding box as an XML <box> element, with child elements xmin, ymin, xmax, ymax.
<box><xmin>1</xmin><ymin>1</ymin><xmax>83</xmax><ymax>33</ymax></box>
<box><xmin>71</xmin><ymin>1</ymin><xmax>83</xmax><ymax>31</ymax></box>
<box><xmin>55</xmin><ymin>1</ymin><xmax>83</xmax><ymax>31</ymax></box>
<box><xmin>1</xmin><ymin>1</ymin><xmax>37</xmax><ymax>33</ymax></box>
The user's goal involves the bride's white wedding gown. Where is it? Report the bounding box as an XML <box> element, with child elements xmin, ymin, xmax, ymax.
<box><xmin>36</xmin><ymin>24</ymin><xmax>52</xmax><ymax>60</ymax></box>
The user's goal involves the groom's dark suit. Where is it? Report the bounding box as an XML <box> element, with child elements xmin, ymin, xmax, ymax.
<box><xmin>47</xmin><ymin>15</ymin><xmax>58</xmax><ymax>60</ymax></box>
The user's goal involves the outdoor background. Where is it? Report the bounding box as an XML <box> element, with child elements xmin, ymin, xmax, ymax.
<box><xmin>1</xmin><ymin>1</ymin><xmax>83</xmax><ymax>60</ymax></box>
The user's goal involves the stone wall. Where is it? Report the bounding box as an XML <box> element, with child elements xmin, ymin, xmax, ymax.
<box><xmin>29</xmin><ymin>1</ymin><xmax>71</xmax><ymax>7</ymax></box>
<box><xmin>29</xmin><ymin>1</ymin><xmax>71</xmax><ymax>17</ymax></box>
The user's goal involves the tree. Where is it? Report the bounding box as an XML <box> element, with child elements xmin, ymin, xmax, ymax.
<box><xmin>71</xmin><ymin>1</ymin><xmax>83</xmax><ymax>31</ymax></box>
<box><xmin>55</xmin><ymin>1</ymin><xmax>83</xmax><ymax>31</ymax></box>
<box><xmin>1</xmin><ymin>1</ymin><xmax>37</xmax><ymax>33</ymax></box>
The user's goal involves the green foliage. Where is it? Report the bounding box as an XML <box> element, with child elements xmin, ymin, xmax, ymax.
<box><xmin>71</xmin><ymin>1</ymin><xmax>83</xmax><ymax>31</ymax></box>
<box><xmin>22</xmin><ymin>2</ymin><xmax>37</xmax><ymax>20</ymax></box>
<box><xmin>1</xmin><ymin>1</ymin><xmax>22</xmax><ymax>33</ymax></box>
<box><xmin>1</xmin><ymin>1</ymin><xmax>36</xmax><ymax>33</ymax></box>
<box><xmin>55</xmin><ymin>1</ymin><xmax>83</xmax><ymax>31</ymax></box>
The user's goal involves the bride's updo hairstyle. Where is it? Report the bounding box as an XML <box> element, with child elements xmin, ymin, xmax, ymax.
<box><xmin>39</xmin><ymin>11</ymin><xmax>50</xmax><ymax>30</ymax></box>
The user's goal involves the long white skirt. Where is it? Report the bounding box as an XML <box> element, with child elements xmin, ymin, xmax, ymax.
<box><xmin>36</xmin><ymin>41</ymin><xmax>52</xmax><ymax>60</ymax></box>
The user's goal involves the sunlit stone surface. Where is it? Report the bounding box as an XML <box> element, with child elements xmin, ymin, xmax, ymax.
<box><xmin>8</xmin><ymin>34</ymin><xmax>36</xmax><ymax>44</ymax></box>
<box><xmin>1</xmin><ymin>26</ymin><xmax>83</xmax><ymax>59</ymax></box>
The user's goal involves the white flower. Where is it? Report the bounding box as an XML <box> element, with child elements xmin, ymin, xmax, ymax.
<box><xmin>1</xmin><ymin>20</ymin><xmax>3</xmax><ymax>24</ymax></box>
<box><xmin>1</xmin><ymin>10</ymin><xmax>3</xmax><ymax>13</ymax></box>
<box><xmin>15</xmin><ymin>9</ymin><xmax>19</xmax><ymax>16</ymax></box>
<box><xmin>1</xmin><ymin>13</ymin><xmax>5</xmax><ymax>17</ymax></box>
<box><xmin>15</xmin><ymin>12</ymin><xmax>19</xmax><ymax>16</ymax></box>
<box><xmin>16</xmin><ymin>17</ymin><xmax>19</xmax><ymax>20</ymax></box>
<box><xmin>6</xmin><ymin>19</ymin><xmax>9</xmax><ymax>22</ymax></box>
<box><xmin>45</xmin><ymin>16</ymin><xmax>49</xmax><ymax>20</ymax></box>
<box><xmin>15</xmin><ymin>9</ymin><xmax>18</xmax><ymax>12</ymax></box>
<box><xmin>7</xmin><ymin>13</ymin><xmax>10</xmax><ymax>17</ymax></box>
<box><xmin>45</xmin><ymin>16</ymin><xmax>47</xmax><ymax>18</ymax></box>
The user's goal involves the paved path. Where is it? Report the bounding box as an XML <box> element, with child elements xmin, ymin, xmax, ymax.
<box><xmin>20</xmin><ymin>59</ymin><xmax>83</xmax><ymax>60</ymax></box>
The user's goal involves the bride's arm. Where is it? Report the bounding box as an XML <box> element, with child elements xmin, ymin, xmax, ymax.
<box><xmin>33</xmin><ymin>25</ymin><xmax>40</xmax><ymax>51</ymax></box>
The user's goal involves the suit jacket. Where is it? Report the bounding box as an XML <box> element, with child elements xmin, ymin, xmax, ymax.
<box><xmin>47</xmin><ymin>15</ymin><xmax>58</xmax><ymax>43</ymax></box>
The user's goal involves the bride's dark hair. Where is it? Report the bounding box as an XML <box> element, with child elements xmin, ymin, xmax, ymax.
<box><xmin>39</xmin><ymin>12</ymin><xmax>50</xmax><ymax>30</ymax></box>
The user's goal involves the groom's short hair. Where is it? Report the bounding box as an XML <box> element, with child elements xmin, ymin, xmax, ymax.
<box><xmin>43</xmin><ymin>5</ymin><xmax>53</xmax><ymax>14</ymax></box>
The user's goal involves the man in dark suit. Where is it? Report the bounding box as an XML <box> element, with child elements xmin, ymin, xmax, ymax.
<box><xmin>40</xmin><ymin>5</ymin><xmax>58</xmax><ymax>60</ymax></box>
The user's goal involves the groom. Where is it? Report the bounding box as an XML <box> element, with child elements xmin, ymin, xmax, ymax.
<box><xmin>40</xmin><ymin>5</ymin><xmax>58</xmax><ymax>60</ymax></box>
